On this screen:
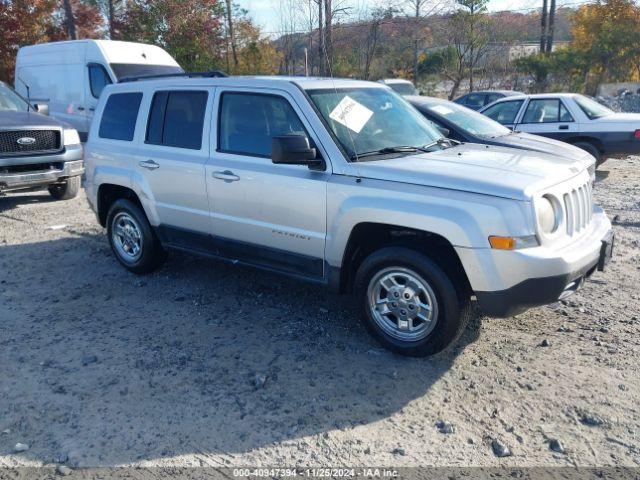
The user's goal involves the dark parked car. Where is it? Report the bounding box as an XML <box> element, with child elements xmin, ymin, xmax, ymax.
<box><xmin>0</xmin><ymin>81</ymin><xmax>83</xmax><ymax>199</ymax></box>
<box><xmin>453</xmin><ymin>90</ymin><xmax>524</xmax><ymax>111</ymax></box>
<box><xmin>406</xmin><ymin>95</ymin><xmax>596</xmax><ymax>176</ymax></box>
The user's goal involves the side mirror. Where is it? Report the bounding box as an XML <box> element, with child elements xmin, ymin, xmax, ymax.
<box><xmin>272</xmin><ymin>135</ymin><xmax>323</xmax><ymax>169</ymax></box>
<box><xmin>34</xmin><ymin>103</ymin><xmax>49</xmax><ymax>116</ymax></box>
<box><xmin>436</xmin><ymin>126</ymin><xmax>450</xmax><ymax>137</ymax></box>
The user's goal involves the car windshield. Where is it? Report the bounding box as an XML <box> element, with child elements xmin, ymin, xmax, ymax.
<box><xmin>388</xmin><ymin>82</ymin><xmax>418</xmax><ymax>96</ymax></box>
<box><xmin>307</xmin><ymin>87</ymin><xmax>442</xmax><ymax>160</ymax></box>
<box><xmin>110</xmin><ymin>63</ymin><xmax>184</xmax><ymax>81</ymax></box>
<box><xmin>574</xmin><ymin>94</ymin><xmax>613</xmax><ymax>119</ymax></box>
<box><xmin>0</xmin><ymin>83</ymin><xmax>30</xmax><ymax>112</ymax></box>
<box><xmin>423</xmin><ymin>101</ymin><xmax>510</xmax><ymax>137</ymax></box>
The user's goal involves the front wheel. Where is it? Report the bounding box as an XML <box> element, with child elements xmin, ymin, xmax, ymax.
<box><xmin>106</xmin><ymin>199</ymin><xmax>166</xmax><ymax>274</ymax></box>
<box><xmin>48</xmin><ymin>176</ymin><xmax>80</xmax><ymax>200</ymax></box>
<box><xmin>354</xmin><ymin>247</ymin><xmax>471</xmax><ymax>357</ymax></box>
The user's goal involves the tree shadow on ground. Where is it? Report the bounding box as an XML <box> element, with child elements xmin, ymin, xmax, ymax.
<box><xmin>0</xmin><ymin>231</ymin><xmax>480</xmax><ymax>466</ymax></box>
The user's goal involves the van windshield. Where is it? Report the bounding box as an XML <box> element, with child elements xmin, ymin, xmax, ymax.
<box><xmin>0</xmin><ymin>82</ymin><xmax>30</xmax><ymax>112</ymax></box>
<box><xmin>307</xmin><ymin>87</ymin><xmax>442</xmax><ymax>160</ymax></box>
<box><xmin>110</xmin><ymin>63</ymin><xmax>184</xmax><ymax>81</ymax></box>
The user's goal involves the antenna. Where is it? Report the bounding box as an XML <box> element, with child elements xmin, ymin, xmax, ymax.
<box><xmin>16</xmin><ymin>76</ymin><xmax>31</xmax><ymax>112</ymax></box>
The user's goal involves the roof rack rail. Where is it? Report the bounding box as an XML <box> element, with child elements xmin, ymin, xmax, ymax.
<box><xmin>120</xmin><ymin>70</ymin><xmax>229</xmax><ymax>83</ymax></box>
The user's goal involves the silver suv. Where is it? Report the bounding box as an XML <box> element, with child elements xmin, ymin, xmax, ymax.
<box><xmin>85</xmin><ymin>75</ymin><xmax>613</xmax><ymax>356</ymax></box>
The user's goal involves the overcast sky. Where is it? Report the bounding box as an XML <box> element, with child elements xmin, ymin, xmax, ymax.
<box><xmin>236</xmin><ymin>0</ymin><xmax>589</xmax><ymax>35</ymax></box>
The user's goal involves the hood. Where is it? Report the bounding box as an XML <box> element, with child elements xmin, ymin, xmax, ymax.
<box><xmin>354</xmin><ymin>143</ymin><xmax>586</xmax><ymax>201</ymax></box>
<box><xmin>592</xmin><ymin>112</ymin><xmax>640</xmax><ymax>124</ymax></box>
<box><xmin>482</xmin><ymin>131</ymin><xmax>595</xmax><ymax>168</ymax></box>
<box><xmin>0</xmin><ymin>110</ymin><xmax>67</xmax><ymax>129</ymax></box>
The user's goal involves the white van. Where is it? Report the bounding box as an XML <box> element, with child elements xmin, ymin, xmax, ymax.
<box><xmin>15</xmin><ymin>40</ymin><xmax>182</xmax><ymax>140</ymax></box>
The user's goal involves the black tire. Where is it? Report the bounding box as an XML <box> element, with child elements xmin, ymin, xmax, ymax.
<box><xmin>573</xmin><ymin>141</ymin><xmax>604</xmax><ymax>167</ymax></box>
<box><xmin>106</xmin><ymin>198</ymin><xmax>166</xmax><ymax>274</ymax></box>
<box><xmin>48</xmin><ymin>176</ymin><xmax>80</xmax><ymax>200</ymax></box>
<box><xmin>354</xmin><ymin>247</ymin><xmax>472</xmax><ymax>357</ymax></box>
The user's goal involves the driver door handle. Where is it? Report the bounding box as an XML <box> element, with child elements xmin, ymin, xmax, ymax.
<box><xmin>559</xmin><ymin>125</ymin><xmax>569</xmax><ymax>130</ymax></box>
<box><xmin>212</xmin><ymin>170</ymin><xmax>240</xmax><ymax>182</ymax></box>
<box><xmin>139</xmin><ymin>159</ymin><xmax>160</xmax><ymax>170</ymax></box>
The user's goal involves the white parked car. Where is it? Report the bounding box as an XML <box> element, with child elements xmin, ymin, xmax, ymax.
<box><xmin>15</xmin><ymin>40</ymin><xmax>182</xmax><ymax>140</ymax></box>
<box><xmin>480</xmin><ymin>93</ymin><xmax>640</xmax><ymax>166</ymax></box>
<box><xmin>84</xmin><ymin>76</ymin><xmax>613</xmax><ymax>356</ymax></box>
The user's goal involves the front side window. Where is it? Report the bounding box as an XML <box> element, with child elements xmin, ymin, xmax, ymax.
<box><xmin>483</xmin><ymin>100</ymin><xmax>524</xmax><ymax>125</ymax></box>
<box><xmin>146</xmin><ymin>91</ymin><xmax>208</xmax><ymax>149</ymax></box>
<box><xmin>0</xmin><ymin>82</ymin><xmax>30</xmax><ymax>112</ymax></box>
<box><xmin>522</xmin><ymin>99</ymin><xmax>574</xmax><ymax>123</ymax></box>
<box><xmin>218</xmin><ymin>93</ymin><xmax>306</xmax><ymax>157</ymax></box>
<box><xmin>99</xmin><ymin>92</ymin><xmax>142</xmax><ymax>141</ymax></box>
<box><xmin>307</xmin><ymin>88</ymin><xmax>441</xmax><ymax>160</ymax></box>
<box><xmin>88</xmin><ymin>64</ymin><xmax>112</xmax><ymax>98</ymax></box>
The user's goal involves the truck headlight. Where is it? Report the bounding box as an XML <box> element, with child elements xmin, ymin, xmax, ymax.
<box><xmin>63</xmin><ymin>128</ymin><xmax>81</xmax><ymax>146</ymax></box>
<box><xmin>537</xmin><ymin>195</ymin><xmax>559</xmax><ymax>234</ymax></box>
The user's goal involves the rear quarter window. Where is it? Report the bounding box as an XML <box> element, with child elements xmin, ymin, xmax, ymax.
<box><xmin>99</xmin><ymin>92</ymin><xmax>143</xmax><ymax>141</ymax></box>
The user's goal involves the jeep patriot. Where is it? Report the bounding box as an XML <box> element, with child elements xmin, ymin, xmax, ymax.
<box><xmin>84</xmin><ymin>76</ymin><xmax>613</xmax><ymax>356</ymax></box>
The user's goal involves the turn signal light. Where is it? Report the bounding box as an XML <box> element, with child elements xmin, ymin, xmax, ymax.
<box><xmin>489</xmin><ymin>236</ymin><xmax>516</xmax><ymax>250</ymax></box>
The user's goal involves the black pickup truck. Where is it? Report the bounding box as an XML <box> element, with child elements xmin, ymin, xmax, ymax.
<box><xmin>0</xmin><ymin>81</ymin><xmax>83</xmax><ymax>199</ymax></box>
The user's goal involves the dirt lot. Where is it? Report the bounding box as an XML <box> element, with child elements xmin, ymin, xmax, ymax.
<box><xmin>0</xmin><ymin>157</ymin><xmax>639</xmax><ymax>470</ymax></box>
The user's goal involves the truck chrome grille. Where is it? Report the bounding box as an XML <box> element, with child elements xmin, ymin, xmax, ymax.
<box><xmin>563</xmin><ymin>181</ymin><xmax>593</xmax><ymax>235</ymax></box>
<box><xmin>0</xmin><ymin>130</ymin><xmax>61</xmax><ymax>156</ymax></box>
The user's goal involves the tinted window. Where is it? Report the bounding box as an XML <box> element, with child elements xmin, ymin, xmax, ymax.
<box><xmin>522</xmin><ymin>99</ymin><xmax>574</xmax><ymax>123</ymax></box>
<box><xmin>88</xmin><ymin>64</ymin><xmax>112</xmax><ymax>98</ymax></box>
<box><xmin>110</xmin><ymin>63</ymin><xmax>184</xmax><ymax>81</ymax></box>
<box><xmin>99</xmin><ymin>92</ymin><xmax>142</xmax><ymax>141</ymax></box>
<box><xmin>219</xmin><ymin>93</ymin><xmax>306</xmax><ymax>157</ymax></box>
<box><xmin>464</xmin><ymin>93</ymin><xmax>486</xmax><ymax>109</ymax></box>
<box><xmin>388</xmin><ymin>82</ymin><xmax>418</xmax><ymax>96</ymax></box>
<box><xmin>483</xmin><ymin>100</ymin><xmax>524</xmax><ymax>125</ymax></box>
<box><xmin>146</xmin><ymin>91</ymin><xmax>208</xmax><ymax>149</ymax></box>
<box><xmin>485</xmin><ymin>93</ymin><xmax>502</xmax><ymax>105</ymax></box>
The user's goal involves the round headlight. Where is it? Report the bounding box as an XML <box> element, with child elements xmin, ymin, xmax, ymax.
<box><xmin>537</xmin><ymin>196</ymin><xmax>558</xmax><ymax>234</ymax></box>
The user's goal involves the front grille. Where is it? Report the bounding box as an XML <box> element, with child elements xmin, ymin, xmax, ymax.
<box><xmin>0</xmin><ymin>130</ymin><xmax>61</xmax><ymax>155</ymax></box>
<box><xmin>563</xmin><ymin>180</ymin><xmax>593</xmax><ymax>236</ymax></box>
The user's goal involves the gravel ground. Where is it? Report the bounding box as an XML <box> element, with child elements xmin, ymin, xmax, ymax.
<box><xmin>0</xmin><ymin>157</ymin><xmax>639</xmax><ymax>470</ymax></box>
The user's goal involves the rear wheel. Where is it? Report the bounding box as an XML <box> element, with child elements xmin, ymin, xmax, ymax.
<box><xmin>574</xmin><ymin>141</ymin><xmax>603</xmax><ymax>167</ymax></box>
<box><xmin>354</xmin><ymin>247</ymin><xmax>472</xmax><ymax>357</ymax></box>
<box><xmin>48</xmin><ymin>176</ymin><xmax>80</xmax><ymax>200</ymax></box>
<box><xmin>106</xmin><ymin>199</ymin><xmax>166</xmax><ymax>274</ymax></box>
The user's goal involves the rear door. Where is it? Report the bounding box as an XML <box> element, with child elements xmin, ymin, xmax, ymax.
<box><xmin>482</xmin><ymin>99</ymin><xmax>525</xmax><ymax>130</ymax></box>
<box><xmin>514</xmin><ymin>97</ymin><xmax>578</xmax><ymax>141</ymax></box>
<box><xmin>205</xmin><ymin>88</ymin><xmax>329</xmax><ymax>279</ymax></box>
<box><xmin>135</xmin><ymin>87</ymin><xmax>213</xmax><ymax>235</ymax></box>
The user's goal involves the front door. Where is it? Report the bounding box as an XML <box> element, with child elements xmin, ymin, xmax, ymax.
<box><xmin>515</xmin><ymin>98</ymin><xmax>578</xmax><ymax>141</ymax></box>
<box><xmin>205</xmin><ymin>89</ymin><xmax>329</xmax><ymax>279</ymax></box>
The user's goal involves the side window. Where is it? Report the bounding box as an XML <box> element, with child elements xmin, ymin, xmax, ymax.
<box><xmin>88</xmin><ymin>64</ymin><xmax>112</xmax><ymax>99</ymax></box>
<box><xmin>483</xmin><ymin>100</ymin><xmax>523</xmax><ymax>125</ymax></box>
<box><xmin>522</xmin><ymin>99</ymin><xmax>575</xmax><ymax>123</ymax></box>
<box><xmin>218</xmin><ymin>92</ymin><xmax>306</xmax><ymax>157</ymax></box>
<box><xmin>465</xmin><ymin>93</ymin><xmax>486</xmax><ymax>109</ymax></box>
<box><xmin>99</xmin><ymin>92</ymin><xmax>142</xmax><ymax>141</ymax></box>
<box><xmin>146</xmin><ymin>91</ymin><xmax>208</xmax><ymax>150</ymax></box>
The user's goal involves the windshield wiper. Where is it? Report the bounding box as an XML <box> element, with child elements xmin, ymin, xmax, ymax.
<box><xmin>421</xmin><ymin>138</ymin><xmax>457</xmax><ymax>150</ymax></box>
<box><xmin>351</xmin><ymin>145</ymin><xmax>430</xmax><ymax>160</ymax></box>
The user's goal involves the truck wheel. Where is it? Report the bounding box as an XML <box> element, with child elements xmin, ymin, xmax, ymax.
<box><xmin>48</xmin><ymin>176</ymin><xmax>80</xmax><ymax>200</ymax></box>
<box><xmin>573</xmin><ymin>141</ymin><xmax>603</xmax><ymax>167</ymax></box>
<box><xmin>354</xmin><ymin>247</ymin><xmax>472</xmax><ymax>357</ymax></box>
<box><xmin>106</xmin><ymin>199</ymin><xmax>166</xmax><ymax>274</ymax></box>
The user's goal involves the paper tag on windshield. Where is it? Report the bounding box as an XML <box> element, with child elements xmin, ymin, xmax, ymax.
<box><xmin>329</xmin><ymin>96</ymin><xmax>373</xmax><ymax>133</ymax></box>
<box><xmin>430</xmin><ymin>105</ymin><xmax>454</xmax><ymax>116</ymax></box>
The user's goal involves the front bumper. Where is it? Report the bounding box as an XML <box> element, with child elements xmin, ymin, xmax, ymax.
<box><xmin>475</xmin><ymin>229</ymin><xmax>613</xmax><ymax>317</ymax></box>
<box><xmin>457</xmin><ymin>207</ymin><xmax>613</xmax><ymax>317</ymax></box>
<box><xmin>0</xmin><ymin>145</ymin><xmax>84</xmax><ymax>193</ymax></box>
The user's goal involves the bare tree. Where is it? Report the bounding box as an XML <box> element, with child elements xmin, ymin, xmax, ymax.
<box><xmin>225</xmin><ymin>0</ymin><xmax>239</xmax><ymax>69</ymax></box>
<box><xmin>63</xmin><ymin>0</ymin><xmax>77</xmax><ymax>39</ymax></box>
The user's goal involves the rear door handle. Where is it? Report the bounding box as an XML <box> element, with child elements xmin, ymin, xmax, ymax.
<box><xmin>139</xmin><ymin>159</ymin><xmax>160</xmax><ymax>170</ymax></box>
<box><xmin>77</xmin><ymin>106</ymin><xmax>85</xmax><ymax>111</ymax></box>
<box><xmin>212</xmin><ymin>170</ymin><xmax>240</xmax><ymax>182</ymax></box>
<box><xmin>559</xmin><ymin>125</ymin><xmax>569</xmax><ymax>130</ymax></box>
